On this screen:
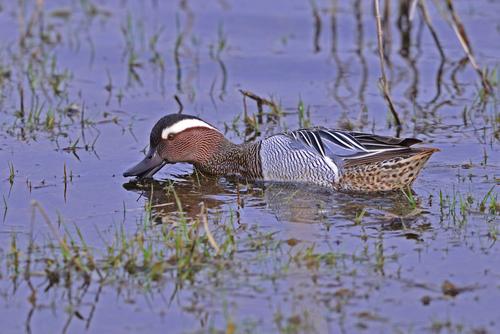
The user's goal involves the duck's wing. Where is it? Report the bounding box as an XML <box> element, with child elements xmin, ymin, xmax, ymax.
<box><xmin>287</xmin><ymin>128</ymin><xmax>423</xmax><ymax>166</ymax></box>
<box><xmin>346</xmin><ymin>131</ymin><xmax>422</xmax><ymax>149</ymax></box>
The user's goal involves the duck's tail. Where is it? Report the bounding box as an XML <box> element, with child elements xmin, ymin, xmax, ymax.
<box><xmin>336</xmin><ymin>147</ymin><xmax>439</xmax><ymax>192</ymax></box>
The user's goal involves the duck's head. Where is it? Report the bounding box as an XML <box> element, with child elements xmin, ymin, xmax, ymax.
<box><xmin>123</xmin><ymin>114</ymin><xmax>223</xmax><ymax>179</ymax></box>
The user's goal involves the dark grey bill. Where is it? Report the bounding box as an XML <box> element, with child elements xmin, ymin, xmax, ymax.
<box><xmin>123</xmin><ymin>147</ymin><xmax>167</xmax><ymax>179</ymax></box>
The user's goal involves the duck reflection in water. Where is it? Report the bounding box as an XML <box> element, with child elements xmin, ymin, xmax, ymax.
<box><xmin>123</xmin><ymin>171</ymin><xmax>426</xmax><ymax>228</ymax></box>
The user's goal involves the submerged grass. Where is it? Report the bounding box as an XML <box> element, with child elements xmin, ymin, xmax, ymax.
<box><xmin>12</xmin><ymin>200</ymin><xmax>264</xmax><ymax>289</ymax></box>
<box><xmin>8</xmin><ymin>162</ymin><xmax>15</xmax><ymax>186</ymax></box>
<box><xmin>2</xmin><ymin>194</ymin><xmax>414</xmax><ymax>332</ymax></box>
<box><xmin>437</xmin><ymin>186</ymin><xmax>498</xmax><ymax>233</ymax></box>
<box><xmin>2</xmin><ymin>195</ymin><xmax>7</xmax><ymax>222</ymax></box>
<box><xmin>0</xmin><ymin>1</ymin><xmax>126</xmax><ymax>146</ymax></box>
<box><xmin>401</xmin><ymin>186</ymin><xmax>417</xmax><ymax>210</ymax></box>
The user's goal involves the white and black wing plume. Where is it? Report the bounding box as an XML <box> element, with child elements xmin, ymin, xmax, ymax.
<box><xmin>288</xmin><ymin>127</ymin><xmax>422</xmax><ymax>165</ymax></box>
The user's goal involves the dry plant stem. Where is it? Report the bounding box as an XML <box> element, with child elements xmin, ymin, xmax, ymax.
<box><xmin>18</xmin><ymin>84</ymin><xmax>25</xmax><ymax>118</ymax></box>
<box><xmin>25</xmin><ymin>200</ymin><xmax>38</xmax><ymax>306</ymax></box>
<box><xmin>374</xmin><ymin>0</ymin><xmax>402</xmax><ymax>129</ymax></box>
<box><xmin>31</xmin><ymin>200</ymin><xmax>71</xmax><ymax>256</ymax></box>
<box><xmin>310</xmin><ymin>0</ymin><xmax>322</xmax><ymax>53</ymax></box>
<box><xmin>242</xmin><ymin>92</ymin><xmax>249</xmax><ymax>119</ymax></box>
<box><xmin>200</xmin><ymin>203</ymin><xmax>220</xmax><ymax>254</ymax></box>
<box><xmin>409</xmin><ymin>0</ymin><xmax>418</xmax><ymax>20</ymax></box>
<box><xmin>418</xmin><ymin>0</ymin><xmax>445</xmax><ymax>58</ymax></box>
<box><xmin>174</xmin><ymin>95</ymin><xmax>184</xmax><ymax>114</ymax></box>
<box><xmin>239</xmin><ymin>89</ymin><xmax>279</xmax><ymax>114</ymax></box>
<box><xmin>382</xmin><ymin>0</ymin><xmax>392</xmax><ymax>62</ymax></box>
<box><xmin>444</xmin><ymin>0</ymin><xmax>491</xmax><ymax>95</ymax></box>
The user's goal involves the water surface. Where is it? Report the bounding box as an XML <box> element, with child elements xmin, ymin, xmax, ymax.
<box><xmin>0</xmin><ymin>1</ymin><xmax>499</xmax><ymax>333</ymax></box>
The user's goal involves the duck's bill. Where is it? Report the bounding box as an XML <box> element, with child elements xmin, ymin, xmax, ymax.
<box><xmin>123</xmin><ymin>148</ymin><xmax>167</xmax><ymax>179</ymax></box>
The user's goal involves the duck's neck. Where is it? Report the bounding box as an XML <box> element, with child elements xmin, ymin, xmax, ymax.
<box><xmin>192</xmin><ymin>138</ymin><xmax>262</xmax><ymax>179</ymax></box>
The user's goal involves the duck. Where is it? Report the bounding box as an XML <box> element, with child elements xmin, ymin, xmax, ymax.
<box><xmin>123</xmin><ymin>114</ymin><xmax>438</xmax><ymax>192</ymax></box>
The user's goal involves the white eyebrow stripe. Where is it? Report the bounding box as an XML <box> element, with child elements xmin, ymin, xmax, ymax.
<box><xmin>161</xmin><ymin>119</ymin><xmax>220</xmax><ymax>139</ymax></box>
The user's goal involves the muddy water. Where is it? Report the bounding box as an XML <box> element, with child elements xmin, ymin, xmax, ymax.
<box><xmin>0</xmin><ymin>1</ymin><xmax>499</xmax><ymax>333</ymax></box>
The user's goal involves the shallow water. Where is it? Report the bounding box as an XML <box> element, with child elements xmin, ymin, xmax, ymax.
<box><xmin>0</xmin><ymin>0</ymin><xmax>499</xmax><ymax>333</ymax></box>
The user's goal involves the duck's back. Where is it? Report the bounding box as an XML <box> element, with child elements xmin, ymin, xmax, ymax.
<box><xmin>259</xmin><ymin>134</ymin><xmax>338</xmax><ymax>187</ymax></box>
<box><xmin>259</xmin><ymin>128</ymin><xmax>438</xmax><ymax>191</ymax></box>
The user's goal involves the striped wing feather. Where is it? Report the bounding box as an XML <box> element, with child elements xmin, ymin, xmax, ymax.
<box><xmin>288</xmin><ymin>128</ymin><xmax>423</xmax><ymax>166</ymax></box>
<box><xmin>348</xmin><ymin>131</ymin><xmax>422</xmax><ymax>149</ymax></box>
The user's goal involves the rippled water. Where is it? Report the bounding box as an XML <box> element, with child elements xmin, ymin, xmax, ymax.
<box><xmin>0</xmin><ymin>1</ymin><xmax>498</xmax><ymax>333</ymax></box>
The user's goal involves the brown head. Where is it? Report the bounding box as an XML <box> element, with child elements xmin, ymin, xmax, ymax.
<box><xmin>123</xmin><ymin>114</ymin><xmax>225</xmax><ymax>178</ymax></box>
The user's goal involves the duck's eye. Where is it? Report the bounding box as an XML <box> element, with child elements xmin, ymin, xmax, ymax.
<box><xmin>167</xmin><ymin>134</ymin><xmax>174</xmax><ymax>140</ymax></box>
